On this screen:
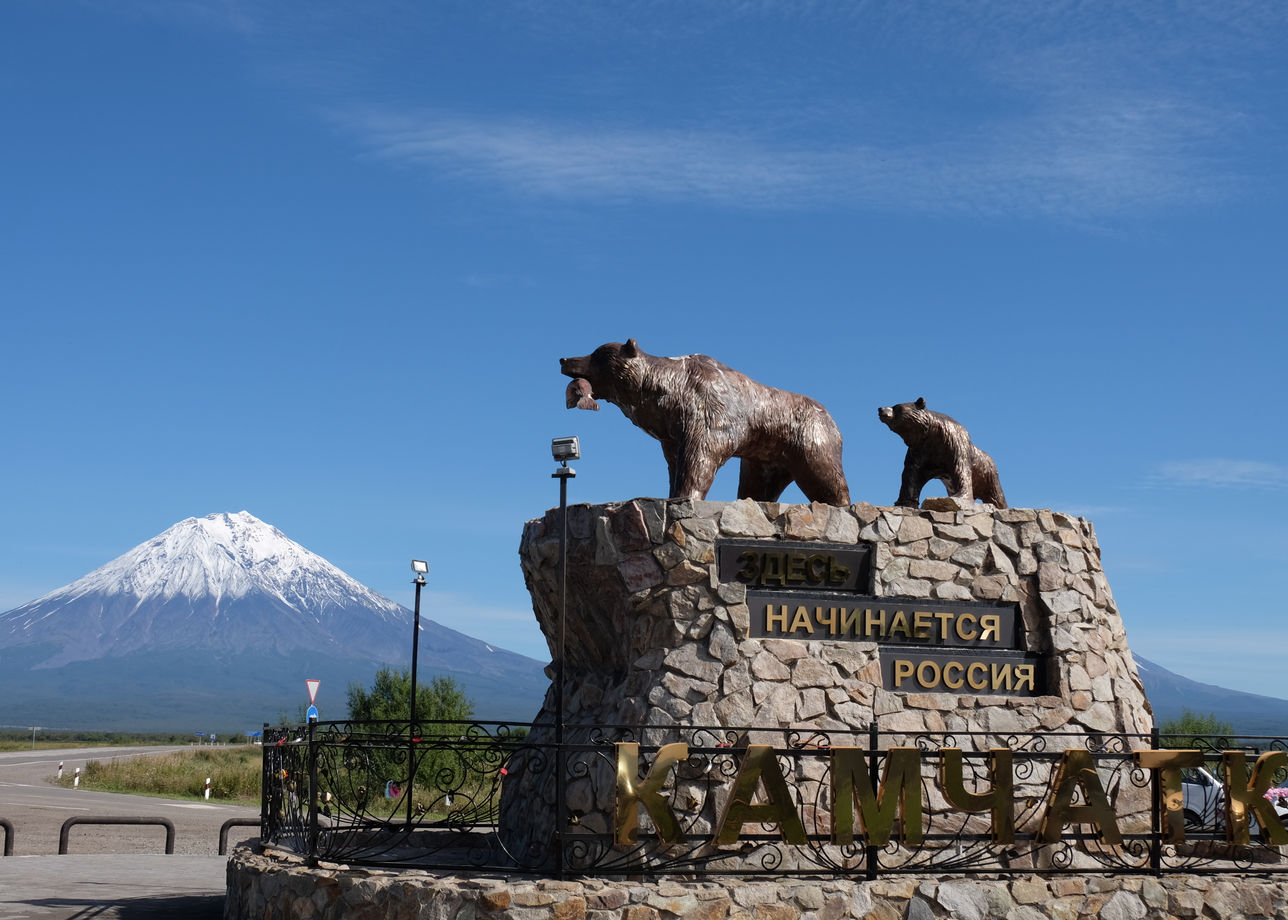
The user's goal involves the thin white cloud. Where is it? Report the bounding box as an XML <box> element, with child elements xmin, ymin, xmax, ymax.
<box><xmin>111</xmin><ymin>0</ymin><xmax>1280</xmax><ymax>220</ymax></box>
<box><xmin>343</xmin><ymin>112</ymin><xmax>845</xmax><ymax>207</ymax></box>
<box><xmin>338</xmin><ymin>98</ymin><xmax>1232</xmax><ymax>220</ymax></box>
<box><xmin>325</xmin><ymin>1</ymin><xmax>1270</xmax><ymax>220</ymax></box>
<box><xmin>1151</xmin><ymin>459</ymin><xmax>1288</xmax><ymax>490</ymax></box>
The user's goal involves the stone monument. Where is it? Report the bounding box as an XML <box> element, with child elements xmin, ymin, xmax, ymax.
<box><xmin>224</xmin><ymin>350</ymin><xmax>1277</xmax><ymax>917</ymax></box>
<box><xmin>500</xmin><ymin>494</ymin><xmax>1154</xmax><ymax>864</ymax></box>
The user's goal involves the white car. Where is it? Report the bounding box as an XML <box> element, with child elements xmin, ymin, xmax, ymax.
<box><xmin>1181</xmin><ymin>765</ymin><xmax>1288</xmax><ymax>841</ymax></box>
<box><xmin>1180</xmin><ymin>766</ymin><xmax>1222</xmax><ymax>834</ymax></box>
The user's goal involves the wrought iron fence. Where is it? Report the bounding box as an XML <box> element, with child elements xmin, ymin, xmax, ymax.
<box><xmin>259</xmin><ymin>720</ymin><xmax>1288</xmax><ymax>877</ymax></box>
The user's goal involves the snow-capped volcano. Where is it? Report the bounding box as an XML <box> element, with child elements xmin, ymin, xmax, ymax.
<box><xmin>26</xmin><ymin>511</ymin><xmax>404</xmax><ymax>617</ymax></box>
<box><xmin>0</xmin><ymin>511</ymin><xmax>549</xmax><ymax>728</ymax></box>
<box><xmin>0</xmin><ymin>511</ymin><xmax>409</xmax><ymax>667</ymax></box>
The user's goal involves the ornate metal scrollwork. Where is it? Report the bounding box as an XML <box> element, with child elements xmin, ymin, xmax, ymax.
<box><xmin>259</xmin><ymin>722</ymin><xmax>1288</xmax><ymax>877</ymax></box>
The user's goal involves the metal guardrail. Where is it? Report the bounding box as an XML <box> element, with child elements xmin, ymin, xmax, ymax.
<box><xmin>58</xmin><ymin>816</ymin><xmax>176</xmax><ymax>855</ymax></box>
<box><xmin>220</xmin><ymin>818</ymin><xmax>260</xmax><ymax>855</ymax></box>
<box><xmin>1</xmin><ymin>815</ymin><xmax>256</xmax><ymax>856</ymax></box>
<box><xmin>259</xmin><ymin>719</ymin><xmax>1288</xmax><ymax>877</ymax></box>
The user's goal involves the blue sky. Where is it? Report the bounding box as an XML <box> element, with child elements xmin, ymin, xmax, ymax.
<box><xmin>2</xmin><ymin>1</ymin><xmax>1285</xmax><ymax>697</ymax></box>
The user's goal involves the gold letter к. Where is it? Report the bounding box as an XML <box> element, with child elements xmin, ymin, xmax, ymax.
<box><xmin>614</xmin><ymin>742</ymin><xmax>689</xmax><ymax>846</ymax></box>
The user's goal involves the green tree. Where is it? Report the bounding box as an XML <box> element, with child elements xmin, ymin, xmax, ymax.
<box><xmin>346</xmin><ymin>668</ymin><xmax>474</xmax><ymax>725</ymax></box>
<box><xmin>342</xmin><ymin>668</ymin><xmax>477</xmax><ymax>818</ymax></box>
<box><xmin>1158</xmin><ymin>709</ymin><xmax>1235</xmax><ymax>748</ymax></box>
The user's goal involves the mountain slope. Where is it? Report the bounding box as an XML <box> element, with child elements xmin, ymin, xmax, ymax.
<box><xmin>1135</xmin><ymin>655</ymin><xmax>1288</xmax><ymax>737</ymax></box>
<box><xmin>0</xmin><ymin>511</ymin><xmax>408</xmax><ymax>666</ymax></box>
<box><xmin>0</xmin><ymin>512</ymin><xmax>549</xmax><ymax>729</ymax></box>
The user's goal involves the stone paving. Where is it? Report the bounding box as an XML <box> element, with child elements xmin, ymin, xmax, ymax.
<box><xmin>0</xmin><ymin>854</ymin><xmax>226</xmax><ymax>920</ymax></box>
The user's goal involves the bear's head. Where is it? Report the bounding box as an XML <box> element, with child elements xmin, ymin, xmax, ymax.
<box><xmin>878</xmin><ymin>397</ymin><xmax>932</xmax><ymax>440</ymax></box>
<box><xmin>559</xmin><ymin>339</ymin><xmax>644</xmax><ymax>403</ymax></box>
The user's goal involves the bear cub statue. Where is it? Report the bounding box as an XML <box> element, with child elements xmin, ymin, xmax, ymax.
<box><xmin>561</xmin><ymin>339</ymin><xmax>851</xmax><ymax>505</ymax></box>
<box><xmin>877</xmin><ymin>397</ymin><xmax>1007</xmax><ymax>509</ymax></box>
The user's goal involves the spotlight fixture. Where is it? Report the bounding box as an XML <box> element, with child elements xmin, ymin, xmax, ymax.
<box><xmin>551</xmin><ymin>436</ymin><xmax>580</xmax><ymax>464</ymax></box>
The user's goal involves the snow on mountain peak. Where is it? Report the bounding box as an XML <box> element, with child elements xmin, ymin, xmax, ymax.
<box><xmin>19</xmin><ymin>511</ymin><xmax>403</xmax><ymax>618</ymax></box>
<box><xmin>0</xmin><ymin>513</ymin><xmax>548</xmax><ymax>718</ymax></box>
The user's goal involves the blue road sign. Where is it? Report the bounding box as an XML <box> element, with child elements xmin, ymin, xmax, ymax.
<box><xmin>307</xmin><ymin>705</ymin><xmax>319</xmax><ymax>722</ymax></box>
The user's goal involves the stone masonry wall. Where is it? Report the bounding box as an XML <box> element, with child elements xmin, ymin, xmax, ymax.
<box><xmin>519</xmin><ymin>497</ymin><xmax>1151</xmax><ymax>740</ymax></box>
<box><xmin>226</xmin><ymin>845</ymin><xmax>1288</xmax><ymax>920</ymax></box>
<box><xmin>500</xmin><ymin>498</ymin><xmax>1153</xmax><ymax>862</ymax></box>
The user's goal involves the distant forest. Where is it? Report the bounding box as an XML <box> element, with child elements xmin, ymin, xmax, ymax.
<box><xmin>0</xmin><ymin>728</ymin><xmax>234</xmax><ymax>748</ymax></box>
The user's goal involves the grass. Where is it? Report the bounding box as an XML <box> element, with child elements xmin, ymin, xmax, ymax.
<box><xmin>51</xmin><ymin>745</ymin><xmax>262</xmax><ymax>803</ymax></box>
<box><xmin>0</xmin><ymin>730</ymin><xmax>195</xmax><ymax>752</ymax></box>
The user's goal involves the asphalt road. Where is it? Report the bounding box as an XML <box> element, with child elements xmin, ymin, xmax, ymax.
<box><xmin>0</xmin><ymin>745</ymin><xmax>260</xmax><ymax>919</ymax></box>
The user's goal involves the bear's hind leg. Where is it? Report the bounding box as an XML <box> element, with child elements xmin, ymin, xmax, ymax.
<box><xmin>971</xmin><ymin>452</ymin><xmax>1007</xmax><ymax>508</ymax></box>
<box><xmin>977</xmin><ymin>480</ymin><xmax>1007</xmax><ymax>508</ymax></box>
<box><xmin>737</xmin><ymin>459</ymin><xmax>795</xmax><ymax>503</ymax></box>
<box><xmin>792</xmin><ymin>463</ymin><xmax>851</xmax><ymax>506</ymax></box>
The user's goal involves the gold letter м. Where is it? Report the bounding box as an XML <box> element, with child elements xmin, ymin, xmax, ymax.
<box><xmin>831</xmin><ymin>747</ymin><xmax>923</xmax><ymax>847</ymax></box>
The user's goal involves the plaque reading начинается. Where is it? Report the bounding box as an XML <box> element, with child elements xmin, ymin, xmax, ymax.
<box><xmin>744</xmin><ymin>591</ymin><xmax>1019</xmax><ymax>648</ymax></box>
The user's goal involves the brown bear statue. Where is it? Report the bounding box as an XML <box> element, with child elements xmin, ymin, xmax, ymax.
<box><xmin>561</xmin><ymin>339</ymin><xmax>851</xmax><ymax>505</ymax></box>
<box><xmin>877</xmin><ymin>397</ymin><xmax>1007</xmax><ymax>508</ymax></box>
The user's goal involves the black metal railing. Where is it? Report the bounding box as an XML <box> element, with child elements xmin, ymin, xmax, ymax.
<box><xmin>259</xmin><ymin>720</ymin><xmax>1288</xmax><ymax>877</ymax></box>
<box><xmin>58</xmin><ymin>816</ymin><xmax>176</xmax><ymax>854</ymax></box>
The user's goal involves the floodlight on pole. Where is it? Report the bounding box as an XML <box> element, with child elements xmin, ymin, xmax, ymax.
<box><xmin>551</xmin><ymin>435</ymin><xmax>580</xmax><ymax>465</ymax></box>
<box><xmin>550</xmin><ymin>436</ymin><xmax>579</xmax><ymax>878</ymax></box>
<box><xmin>408</xmin><ymin>559</ymin><xmax>428</xmax><ymax>827</ymax></box>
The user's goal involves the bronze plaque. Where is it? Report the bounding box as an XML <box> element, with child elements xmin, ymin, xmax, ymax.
<box><xmin>745</xmin><ymin>591</ymin><xmax>1019</xmax><ymax>649</ymax></box>
<box><xmin>717</xmin><ymin>540</ymin><xmax>872</xmax><ymax>593</ymax></box>
<box><xmin>880</xmin><ymin>648</ymin><xmax>1044</xmax><ymax>696</ymax></box>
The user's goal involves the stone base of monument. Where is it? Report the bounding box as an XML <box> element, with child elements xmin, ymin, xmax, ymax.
<box><xmin>225</xmin><ymin>845</ymin><xmax>1288</xmax><ymax>919</ymax></box>
<box><xmin>500</xmin><ymin>498</ymin><xmax>1154</xmax><ymax>866</ymax></box>
<box><xmin>225</xmin><ymin>499</ymin><xmax>1288</xmax><ymax>914</ymax></box>
<box><xmin>521</xmin><ymin>497</ymin><xmax>1151</xmax><ymax>734</ymax></box>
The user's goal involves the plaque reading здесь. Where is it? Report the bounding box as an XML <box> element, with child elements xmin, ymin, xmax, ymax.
<box><xmin>716</xmin><ymin>540</ymin><xmax>871</xmax><ymax>593</ymax></box>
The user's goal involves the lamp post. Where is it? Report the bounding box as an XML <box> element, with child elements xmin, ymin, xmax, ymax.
<box><xmin>550</xmin><ymin>435</ymin><xmax>579</xmax><ymax>878</ymax></box>
<box><xmin>408</xmin><ymin>559</ymin><xmax>428</xmax><ymax>827</ymax></box>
